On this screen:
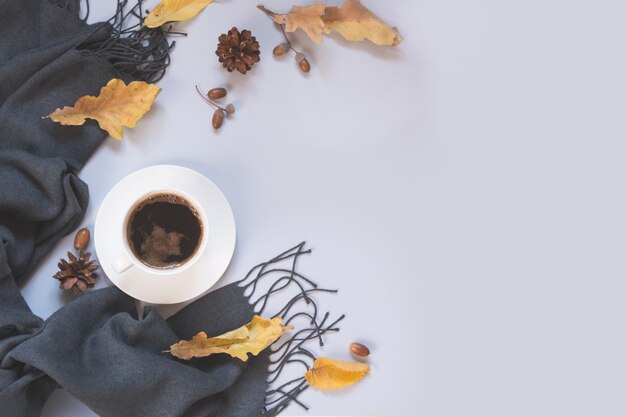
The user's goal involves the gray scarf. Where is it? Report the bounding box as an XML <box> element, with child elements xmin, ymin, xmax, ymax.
<box><xmin>0</xmin><ymin>1</ymin><xmax>340</xmax><ymax>416</ymax></box>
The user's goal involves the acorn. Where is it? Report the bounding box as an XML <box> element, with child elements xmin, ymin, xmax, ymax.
<box><xmin>349</xmin><ymin>342</ymin><xmax>370</xmax><ymax>357</ymax></box>
<box><xmin>295</xmin><ymin>53</ymin><xmax>310</xmax><ymax>73</ymax></box>
<box><xmin>74</xmin><ymin>228</ymin><xmax>90</xmax><ymax>251</ymax></box>
<box><xmin>212</xmin><ymin>109</ymin><xmax>224</xmax><ymax>129</ymax></box>
<box><xmin>273</xmin><ymin>43</ymin><xmax>289</xmax><ymax>57</ymax></box>
<box><xmin>208</xmin><ymin>88</ymin><xmax>227</xmax><ymax>100</ymax></box>
<box><xmin>225</xmin><ymin>103</ymin><xmax>235</xmax><ymax>115</ymax></box>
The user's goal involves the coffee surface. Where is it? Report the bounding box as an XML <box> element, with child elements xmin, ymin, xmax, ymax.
<box><xmin>127</xmin><ymin>193</ymin><xmax>202</xmax><ymax>269</ymax></box>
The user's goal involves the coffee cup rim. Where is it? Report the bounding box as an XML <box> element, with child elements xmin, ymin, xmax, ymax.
<box><xmin>121</xmin><ymin>188</ymin><xmax>209</xmax><ymax>276</ymax></box>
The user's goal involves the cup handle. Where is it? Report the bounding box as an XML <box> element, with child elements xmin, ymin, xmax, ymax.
<box><xmin>112</xmin><ymin>253</ymin><xmax>134</xmax><ymax>274</ymax></box>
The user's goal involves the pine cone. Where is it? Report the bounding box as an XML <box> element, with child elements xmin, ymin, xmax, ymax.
<box><xmin>53</xmin><ymin>251</ymin><xmax>99</xmax><ymax>293</ymax></box>
<box><xmin>216</xmin><ymin>27</ymin><xmax>261</xmax><ymax>75</ymax></box>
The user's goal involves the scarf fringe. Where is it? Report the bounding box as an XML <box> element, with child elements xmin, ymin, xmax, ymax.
<box><xmin>80</xmin><ymin>0</ymin><xmax>184</xmax><ymax>83</ymax></box>
<box><xmin>237</xmin><ymin>243</ymin><xmax>344</xmax><ymax>416</ymax></box>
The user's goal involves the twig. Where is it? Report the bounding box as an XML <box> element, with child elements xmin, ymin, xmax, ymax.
<box><xmin>194</xmin><ymin>85</ymin><xmax>226</xmax><ymax>112</ymax></box>
<box><xmin>257</xmin><ymin>4</ymin><xmax>302</xmax><ymax>54</ymax></box>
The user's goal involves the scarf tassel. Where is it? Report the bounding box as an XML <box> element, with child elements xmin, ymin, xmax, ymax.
<box><xmin>237</xmin><ymin>243</ymin><xmax>345</xmax><ymax>416</ymax></box>
<box><xmin>79</xmin><ymin>0</ymin><xmax>184</xmax><ymax>83</ymax></box>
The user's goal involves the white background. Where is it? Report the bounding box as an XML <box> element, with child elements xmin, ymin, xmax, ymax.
<box><xmin>22</xmin><ymin>0</ymin><xmax>626</xmax><ymax>416</ymax></box>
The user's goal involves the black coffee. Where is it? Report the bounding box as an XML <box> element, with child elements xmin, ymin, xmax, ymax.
<box><xmin>127</xmin><ymin>193</ymin><xmax>203</xmax><ymax>269</ymax></box>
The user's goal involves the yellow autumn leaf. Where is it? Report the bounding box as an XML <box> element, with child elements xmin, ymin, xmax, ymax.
<box><xmin>323</xmin><ymin>0</ymin><xmax>402</xmax><ymax>46</ymax></box>
<box><xmin>144</xmin><ymin>0</ymin><xmax>214</xmax><ymax>28</ymax></box>
<box><xmin>258</xmin><ymin>3</ymin><xmax>326</xmax><ymax>44</ymax></box>
<box><xmin>304</xmin><ymin>358</ymin><xmax>370</xmax><ymax>390</ymax></box>
<box><xmin>45</xmin><ymin>79</ymin><xmax>160</xmax><ymax>140</ymax></box>
<box><xmin>166</xmin><ymin>316</ymin><xmax>293</xmax><ymax>361</ymax></box>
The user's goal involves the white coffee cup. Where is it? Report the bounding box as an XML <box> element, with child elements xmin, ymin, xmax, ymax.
<box><xmin>95</xmin><ymin>165</ymin><xmax>236</xmax><ymax>304</ymax></box>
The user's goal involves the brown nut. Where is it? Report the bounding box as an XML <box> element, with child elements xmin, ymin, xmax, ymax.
<box><xmin>295</xmin><ymin>53</ymin><xmax>310</xmax><ymax>73</ymax></box>
<box><xmin>273</xmin><ymin>43</ymin><xmax>289</xmax><ymax>57</ymax></box>
<box><xmin>74</xmin><ymin>228</ymin><xmax>90</xmax><ymax>251</ymax></box>
<box><xmin>225</xmin><ymin>103</ymin><xmax>235</xmax><ymax>115</ymax></box>
<box><xmin>208</xmin><ymin>88</ymin><xmax>227</xmax><ymax>100</ymax></box>
<box><xmin>298</xmin><ymin>58</ymin><xmax>311</xmax><ymax>73</ymax></box>
<box><xmin>212</xmin><ymin>108</ymin><xmax>225</xmax><ymax>129</ymax></box>
<box><xmin>349</xmin><ymin>342</ymin><xmax>370</xmax><ymax>357</ymax></box>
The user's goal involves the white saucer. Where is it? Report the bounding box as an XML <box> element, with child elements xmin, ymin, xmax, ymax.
<box><xmin>94</xmin><ymin>165</ymin><xmax>236</xmax><ymax>304</ymax></box>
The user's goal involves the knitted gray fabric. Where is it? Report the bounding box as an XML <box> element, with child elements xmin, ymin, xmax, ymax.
<box><xmin>0</xmin><ymin>2</ymin><xmax>340</xmax><ymax>416</ymax></box>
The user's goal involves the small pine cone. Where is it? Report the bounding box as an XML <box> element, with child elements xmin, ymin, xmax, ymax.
<box><xmin>216</xmin><ymin>27</ymin><xmax>261</xmax><ymax>75</ymax></box>
<box><xmin>53</xmin><ymin>251</ymin><xmax>99</xmax><ymax>293</ymax></box>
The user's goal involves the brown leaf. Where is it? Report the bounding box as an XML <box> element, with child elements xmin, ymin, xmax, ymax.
<box><xmin>166</xmin><ymin>316</ymin><xmax>293</xmax><ymax>361</ymax></box>
<box><xmin>45</xmin><ymin>79</ymin><xmax>160</xmax><ymax>140</ymax></box>
<box><xmin>258</xmin><ymin>3</ymin><xmax>326</xmax><ymax>44</ymax></box>
<box><xmin>304</xmin><ymin>357</ymin><xmax>370</xmax><ymax>390</ymax></box>
<box><xmin>323</xmin><ymin>0</ymin><xmax>402</xmax><ymax>46</ymax></box>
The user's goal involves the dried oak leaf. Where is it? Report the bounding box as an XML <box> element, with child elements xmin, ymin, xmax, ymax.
<box><xmin>166</xmin><ymin>316</ymin><xmax>293</xmax><ymax>361</ymax></box>
<box><xmin>45</xmin><ymin>79</ymin><xmax>160</xmax><ymax>140</ymax></box>
<box><xmin>304</xmin><ymin>358</ymin><xmax>370</xmax><ymax>390</ymax></box>
<box><xmin>323</xmin><ymin>0</ymin><xmax>402</xmax><ymax>46</ymax></box>
<box><xmin>145</xmin><ymin>0</ymin><xmax>214</xmax><ymax>28</ymax></box>
<box><xmin>258</xmin><ymin>3</ymin><xmax>326</xmax><ymax>44</ymax></box>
